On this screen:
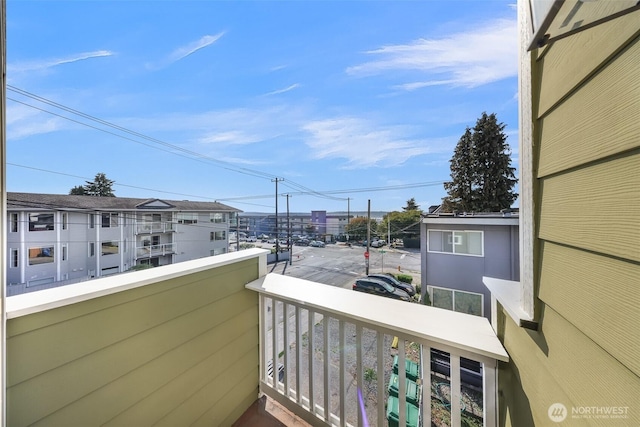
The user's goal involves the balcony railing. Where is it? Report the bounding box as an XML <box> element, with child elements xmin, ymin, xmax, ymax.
<box><xmin>135</xmin><ymin>243</ymin><xmax>176</xmax><ymax>258</ymax></box>
<box><xmin>247</xmin><ymin>274</ymin><xmax>509</xmax><ymax>427</ymax></box>
<box><xmin>135</xmin><ymin>221</ymin><xmax>175</xmax><ymax>234</ymax></box>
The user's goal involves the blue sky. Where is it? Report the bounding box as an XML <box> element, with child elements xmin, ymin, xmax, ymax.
<box><xmin>6</xmin><ymin>0</ymin><xmax>519</xmax><ymax>213</ymax></box>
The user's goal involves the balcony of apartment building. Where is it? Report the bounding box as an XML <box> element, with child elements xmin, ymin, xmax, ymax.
<box><xmin>135</xmin><ymin>215</ymin><xmax>176</xmax><ymax>235</ymax></box>
<box><xmin>5</xmin><ymin>248</ymin><xmax>507</xmax><ymax>427</ymax></box>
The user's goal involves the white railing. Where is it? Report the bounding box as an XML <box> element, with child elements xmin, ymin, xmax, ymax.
<box><xmin>246</xmin><ymin>274</ymin><xmax>508</xmax><ymax>427</ymax></box>
<box><xmin>135</xmin><ymin>221</ymin><xmax>175</xmax><ymax>234</ymax></box>
<box><xmin>136</xmin><ymin>243</ymin><xmax>176</xmax><ymax>258</ymax></box>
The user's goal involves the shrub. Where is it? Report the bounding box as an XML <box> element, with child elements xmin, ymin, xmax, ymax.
<box><xmin>396</xmin><ymin>273</ymin><xmax>413</xmax><ymax>284</ymax></box>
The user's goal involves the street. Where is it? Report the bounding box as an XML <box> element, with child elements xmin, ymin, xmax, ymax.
<box><xmin>263</xmin><ymin>242</ymin><xmax>422</xmax><ymax>289</ymax></box>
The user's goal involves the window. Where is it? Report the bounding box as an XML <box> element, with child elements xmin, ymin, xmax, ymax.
<box><xmin>89</xmin><ymin>242</ymin><xmax>95</xmax><ymax>257</ymax></box>
<box><xmin>89</xmin><ymin>213</ymin><xmax>95</xmax><ymax>229</ymax></box>
<box><xmin>62</xmin><ymin>245</ymin><xmax>68</xmax><ymax>261</ymax></box>
<box><xmin>177</xmin><ymin>213</ymin><xmax>198</xmax><ymax>224</ymax></box>
<box><xmin>29</xmin><ymin>213</ymin><xmax>54</xmax><ymax>231</ymax></box>
<box><xmin>428</xmin><ymin>230</ymin><xmax>483</xmax><ymax>256</ymax></box>
<box><xmin>101</xmin><ymin>241</ymin><xmax>119</xmax><ymax>256</ymax></box>
<box><xmin>29</xmin><ymin>246</ymin><xmax>54</xmax><ymax>265</ymax></box>
<box><xmin>102</xmin><ymin>212</ymin><xmax>119</xmax><ymax>228</ymax></box>
<box><xmin>210</xmin><ymin>213</ymin><xmax>226</xmax><ymax>223</ymax></box>
<box><xmin>62</xmin><ymin>212</ymin><xmax>68</xmax><ymax>230</ymax></box>
<box><xmin>10</xmin><ymin>213</ymin><xmax>18</xmax><ymax>232</ymax></box>
<box><xmin>210</xmin><ymin>230</ymin><xmax>226</xmax><ymax>241</ymax></box>
<box><xmin>430</xmin><ymin>286</ymin><xmax>484</xmax><ymax>316</ymax></box>
<box><xmin>10</xmin><ymin>249</ymin><xmax>18</xmax><ymax>268</ymax></box>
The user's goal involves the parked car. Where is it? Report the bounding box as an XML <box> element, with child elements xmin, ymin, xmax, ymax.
<box><xmin>295</xmin><ymin>239</ymin><xmax>310</xmax><ymax>246</ymax></box>
<box><xmin>352</xmin><ymin>277</ymin><xmax>410</xmax><ymax>302</ymax></box>
<box><xmin>367</xmin><ymin>273</ymin><xmax>415</xmax><ymax>296</ymax></box>
<box><xmin>371</xmin><ymin>239</ymin><xmax>386</xmax><ymax>248</ymax></box>
<box><xmin>309</xmin><ymin>240</ymin><xmax>325</xmax><ymax>247</ymax></box>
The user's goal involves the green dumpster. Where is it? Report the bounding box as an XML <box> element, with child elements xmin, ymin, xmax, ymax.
<box><xmin>392</xmin><ymin>355</ymin><xmax>420</xmax><ymax>381</ymax></box>
<box><xmin>386</xmin><ymin>396</ymin><xmax>420</xmax><ymax>427</ymax></box>
<box><xmin>388</xmin><ymin>373</ymin><xmax>421</xmax><ymax>406</ymax></box>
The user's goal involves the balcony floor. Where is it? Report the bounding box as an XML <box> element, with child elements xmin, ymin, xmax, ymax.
<box><xmin>233</xmin><ymin>395</ymin><xmax>311</xmax><ymax>427</ymax></box>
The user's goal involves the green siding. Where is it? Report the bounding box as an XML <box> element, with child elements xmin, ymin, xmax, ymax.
<box><xmin>499</xmin><ymin>9</ymin><xmax>640</xmax><ymax>427</ymax></box>
<box><xmin>7</xmin><ymin>257</ymin><xmax>260</xmax><ymax>426</ymax></box>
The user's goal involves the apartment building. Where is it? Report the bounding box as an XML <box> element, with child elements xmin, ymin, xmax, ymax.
<box><xmin>7</xmin><ymin>192</ymin><xmax>240</xmax><ymax>295</ymax></box>
<box><xmin>421</xmin><ymin>212</ymin><xmax>519</xmax><ymax>319</ymax></box>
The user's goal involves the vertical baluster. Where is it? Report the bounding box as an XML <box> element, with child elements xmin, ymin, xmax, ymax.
<box><xmin>483</xmin><ymin>360</ymin><xmax>497</xmax><ymax>427</ymax></box>
<box><xmin>323</xmin><ymin>316</ymin><xmax>330</xmax><ymax>422</ymax></box>
<box><xmin>272</xmin><ymin>297</ymin><xmax>278</xmax><ymax>389</ymax></box>
<box><xmin>422</xmin><ymin>345</ymin><xmax>432</xmax><ymax>425</ymax></box>
<box><xmin>356</xmin><ymin>325</ymin><xmax>363</xmax><ymax>427</ymax></box>
<box><xmin>450</xmin><ymin>353</ymin><xmax>461</xmax><ymax>426</ymax></box>
<box><xmin>339</xmin><ymin>320</ymin><xmax>346</xmax><ymax>426</ymax></box>
<box><xmin>377</xmin><ymin>332</ymin><xmax>384</xmax><ymax>427</ymax></box>
<box><xmin>398</xmin><ymin>340</ymin><xmax>406</xmax><ymax>427</ymax></box>
<box><xmin>308</xmin><ymin>310</ymin><xmax>315</xmax><ymax>414</ymax></box>
<box><xmin>296</xmin><ymin>305</ymin><xmax>302</xmax><ymax>405</ymax></box>
<box><xmin>260</xmin><ymin>294</ymin><xmax>266</xmax><ymax>384</ymax></box>
<box><xmin>283</xmin><ymin>302</ymin><xmax>289</xmax><ymax>396</ymax></box>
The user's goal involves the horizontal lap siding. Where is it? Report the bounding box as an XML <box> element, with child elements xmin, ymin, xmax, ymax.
<box><xmin>538</xmin><ymin>153</ymin><xmax>640</xmax><ymax>262</ymax></box>
<box><xmin>6</xmin><ymin>258</ymin><xmax>260</xmax><ymax>427</ymax></box>
<box><xmin>499</xmin><ymin>304</ymin><xmax>640</xmax><ymax>425</ymax></box>
<box><xmin>538</xmin><ymin>242</ymin><xmax>640</xmax><ymax>377</ymax></box>
<box><xmin>537</xmin><ymin>12</ymin><xmax>640</xmax><ymax>117</ymax></box>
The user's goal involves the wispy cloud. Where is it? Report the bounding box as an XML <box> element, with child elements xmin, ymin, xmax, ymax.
<box><xmin>346</xmin><ymin>18</ymin><xmax>517</xmax><ymax>88</ymax></box>
<box><xmin>302</xmin><ymin>117</ymin><xmax>451</xmax><ymax>169</ymax></box>
<box><xmin>167</xmin><ymin>33</ymin><xmax>225</xmax><ymax>64</ymax></box>
<box><xmin>9</xmin><ymin>50</ymin><xmax>113</xmax><ymax>72</ymax></box>
<box><xmin>6</xmin><ymin>104</ymin><xmax>66</xmax><ymax>139</ymax></box>
<box><xmin>262</xmin><ymin>83</ymin><xmax>300</xmax><ymax>97</ymax></box>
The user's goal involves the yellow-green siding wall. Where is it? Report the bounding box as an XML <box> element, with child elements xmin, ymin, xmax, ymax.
<box><xmin>499</xmin><ymin>10</ymin><xmax>640</xmax><ymax>427</ymax></box>
<box><xmin>6</xmin><ymin>258</ymin><xmax>260</xmax><ymax>426</ymax></box>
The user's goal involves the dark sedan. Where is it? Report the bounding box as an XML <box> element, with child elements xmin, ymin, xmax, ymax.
<box><xmin>367</xmin><ymin>273</ymin><xmax>416</xmax><ymax>296</ymax></box>
<box><xmin>352</xmin><ymin>277</ymin><xmax>411</xmax><ymax>302</ymax></box>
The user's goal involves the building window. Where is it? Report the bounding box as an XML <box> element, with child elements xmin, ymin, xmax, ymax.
<box><xmin>427</xmin><ymin>230</ymin><xmax>483</xmax><ymax>256</ymax></box>
<box><xmin>89</xmin><ymin>242</ymin><xmax>95</xmax><ymax>257</ymax></box>
<box><xmin>62</xmin><ymin>212</ymin><xmax>68</xmax><ymax>230</ymax></box>
<box><xmin>10</xmin><ymin>213</ymin><xmax>18</xmax><ymax>232</ymax></box>
<box><xmin>102</xmin><ymin>212</ymin><xmax>119</xmax><ymax>228</ymax></box>
<box><xmin>10</xmin><ymin>249</ymin><xmax>18</xmax><ymax>268</ymax></box>
<box><xmin>210</xmin><ymin>213</ymin><xmax>226</xmax><ymax>223</ymax></box>
<box><xmin>62</xmin><ymin>245</ymin><xmax>68</xmax><ymax>261</ymax></box>
<box><xmin>101</xmin><ymin>241</ymin><xmax>119</xmax><ymax>256</ymax></box>
<box><xmin>29</xmin><ymin>246</ymin><xmax>54</xmax><ymax>265</ymax></box>
<box><xmin>89</xmin><ymin>213</ymin><xmax>95</xmax><ymax>229</ymax></box>
<box><xmin>429</xmin><ymin>286</ymin><xmax>484</xmax><ymax>317</ymax></box>
<box><xmin>29</xmin><ymin>213</ymin><xmax>54</xmax><ymax>231</ymax></box>
<box><xmin>210</xmin><ymin>230</ymin><xmax>226</xmax><ymax>241</ymax></box>
<box><xmin>177</xmin><ymin>213</ymin><xmax>198</xmax><ymax>224</ymax></box>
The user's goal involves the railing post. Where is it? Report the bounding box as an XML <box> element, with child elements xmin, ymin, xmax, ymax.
<box><xmin>296</xmin><ymin>306</ymin><xmax>302</xmax><ymax>405</ymax></box>
<box><xmin>450</xmin><ymin>354</ymin><xmax>461</xmax><ymax>426</ymax></box>
<box><xmin>398</xmin><ymin>340</ymin><xmax>406</xmax><ymax>427</ymax></box>
<box><xmin>484</xmin><ymin>360</ymin><xmax>498</xmax><ymax>427</ymax></box>
<box><xmin>308</xmin><ymin>310</ymin><xmax>315</xmax><ymax>414</ymax></box>
<box><xmin>356</xmin><ymin>324</ymin><xmax>363</xmax><ymax>427</ymax></box>
<box><xmin>339</xmin><ymin>320</ymin><xmax>346</xmax><ymax>426</ymax></box>
<box><xmin>323</xmin><ymin>316</ymin><xmax>330</xmax><ymax>422</ymax></box>
<box><xmin>377</xmin><ymin>332</ymin><xmax>384</xmax><ymax>427</ymax></box>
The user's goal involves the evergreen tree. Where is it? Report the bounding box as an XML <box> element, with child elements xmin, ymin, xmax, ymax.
<box><xmin>402</xmin><ymin>197</ymin><xmax>420</xmax><ymax>212</ymax></box>
<box><xmin>70</xmin><ymin>173</ymin><xmax>116</xmax><ymax>197</ymax></box>
<box><xmin>443</xmin><ymin>113</ymin><xmax>517</xmax><ymax>212</ymax></box>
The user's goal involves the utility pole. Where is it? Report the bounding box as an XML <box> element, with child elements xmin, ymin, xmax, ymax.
<box><xmin>272</xmin><ymin>178</ymin><xmax>284</xmax><ymax>263</ymax></box>
<box><xmin>286</xmin><ymin>193</ymin><xmax>292</xmax><ymax>265</ymax></box>
<box><xmin>366</xmin><ymin>199</ymin><xmax>371</xmax><ymax>275</ymax></box>
<box><xmin>346</xmin><ymin>197</ymin><xmax>351</xmax><ymax>243</ymax></box>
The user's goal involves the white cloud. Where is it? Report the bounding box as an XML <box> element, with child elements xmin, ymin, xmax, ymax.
<box><xmin>346</xmin><ymin>18</ymin><xmax>517</xmax><ymax>88</ymax></box>
<box><xmin>9</xmin><ymin>50</ymin><xmax>113</xmax><ymax>72</ymax></box>
<box><xmin>302</xmin><ymin>117</ymin><xmax>451</xmax><ymax>169</ymax></box>
<box><xmin>262</xmin><ymin>83</ymin><xmax>300</xmax><ymax>97</ymax></box>
<box><xmin>167</xmin><ymin>33</ymin><xmax>225</xmax><ymax>64</ymax></box>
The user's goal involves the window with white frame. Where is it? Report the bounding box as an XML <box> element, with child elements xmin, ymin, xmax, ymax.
<box><xmin>89</xmin><ymin>242</ymin><xmax>95</xmax><ymax>257</ymax></box>
<box><xmin>210</xmin><ymin>213</ymin><xmax>226</xmax><ymax>223</ymax></box>
<box><xmin>429</xmin><ymin>285</ymin><xmax>484</xmax><ymax>317</ymax></box>
<box><xmin>10</xmin><ymin>213</ymin><xmax>18</xmax><ymax>232</ymax></box>
<box><xmin>62</xmin><ymin>245</ymin><xmax>68</xmax><ymax>261</ymax></box>
<box><xmin>62</xmin><ymin>212</ymin><xmax>68</xmax><ymax>230</ymax></box>
<box><xmin>10</xmin><ymin>248</ymin><xmax>18</xmax><ymax>268</ymax></box>
<box><xmin>427</xmin><ymin>230</ymin><xmax>483</xmax><ymax>256</ymax></box>
<box><xmin>29</xmin><ymin>246</ymin><xmax>54</xmax><ymax>265</ymax></box>
<box><xmin>89</xmin><ymin>213</ymin><xmax>95</xmax><ymax>228</ymax></box>
<box><xmin>101</xmin><ymin>241</ymin><xmax>119</xmax><ymax>256</ymax></box>
<box><xmin>29</xmin><ymin>213</ymin><xmax>54</xmax><ymax>231</ymax></box>
<box><xmin>210</xmin><ymin>230</ymin><xmax>226</xmax><ymax>241</ymax></box>
<box><xmin>101</xmin><ymin>212</ymin><xmax>119</xmax><ymax>228</ymax></box>
<box><xmin>177</xmin><ymin>212</ymin><xmax>198</xmax><ymax>224</ymax></box>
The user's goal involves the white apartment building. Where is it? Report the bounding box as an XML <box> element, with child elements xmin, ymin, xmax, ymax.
<box><xmin>7</xmin><ymin>192</ymin><xmax>240</xmax><ymax>295</ymax></box>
